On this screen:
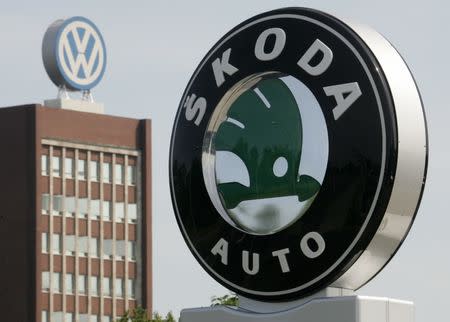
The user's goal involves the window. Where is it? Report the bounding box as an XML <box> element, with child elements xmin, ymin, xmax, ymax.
<box><xmin>78</xmin><ymin>198</ymin><xmax>88</xmax><ymax>218</ymax></box>
<box><xmin>90</xmin><ymin>276</ymin><xmax>99</xmax><ymax>295</ymax></box>
<box><xmin>115</xmin><ymin>278</ymin><xmax>124</xmax><ymax>297</ymax></box>
<box><xmin>78</xmin><ymin>275</ymin><xmax>87</xmax><ymax>294</ymax></box>
<box><xmin>102</xmin><ymin>277</ymin><xmax>112</xmax><ymax>296</ymax></box>
<box><xmin>53</xmin><ymin>272</ymin><xmax>62</xmax><ymax>292</ymax></box>
<box><xmin>79</xmin><ymin>314</ymin><xmax>89</xmax><ymax>322</ymax></box>
<box><xmin>79</xmin><ymin>236</ymin><xmax>88</xmax><ymax>256</ymax></box>
<box><xmin>103</xmin><ymin>162</ymin><xmax>112</xmax><ymax>183</ymax></box>
<box><xmin>66</xmin><ymin>196</ymin><xmax>76</xmax><ymax>216</ymax></box>
<box><xmin>65</xmin><ymin>273</ymin><xmax>74</xmax><ymax>294</ymax></box>
<box><xmin>90</xmin><ymin>161</ymin><xmax>99</xmax><ymax>182</ymax></box>
<box><xmin>78</xmin><ymin>159</ymin><xmax>87</xmax><ymax>180</ymax></box>
<box><xmin>80</xmin><ymin>314</ymin><xmax>97</xmax><ymax>322</ymax></box>
<box><xmin>65</xmin><ymin>312</ymin><xmax>73</xmax><ymax>322</ymax></box>
<box><xmin>65</xmin><ymin>235</ymin><xmax>75</xmax><ymax>256</ymax></box>
<box><xmin>103</xmin><ymin>239</ymin><xmax>113</xmax><ymax>259</ymax></box>
<box><xmin>52</xmin><ymin>156</ymin><xmax>61</xmax><ymax>177</ymax></box>
<box><xmin>102</xmin><ymin>316</ymin><xmax>111</xmax><ymax>322</ymax></box>
<box><xmin>53</xmin><ymin>312</ymin><xmax>64</xmax><ymax>322</ymax></box>
<box><xmin>42</xmin><ymin>233</ymin><xmax>49</xmax><ymax>253</ymax></box>
<box><xmin>53</xmin><ymin>195</ymin><xmax>63</xmax><ymax>215</ymax></box>
<box><xmin>128</xmin><ymin>203</ymin><xmax>137</xmax><ymax>223</ymax></box>
<box><xmin>127</xmin><ymin>279</ymin><xmax>135</xmax><ymax>298</ymax></box>
<box><xmin>42</xmin><ymin>310</ymin><xmax>49</xmax><ymax>322</ymax></box>
<box><xmin>91</xmin><ymin>199</ymin><xmax>100</xmax><ymax>219</ymax></box>
<box><xmin>103</xmin><ymin>201</ymin><xmax>112</xmax><ymax>221</ymax></box>
<box><xmin>52</xmin><ymin>234</ymin><xmax>62</xmax><ymax>254</ymax></box>
<box><xmin>41</xmin><ymin>155</ymin><xmax>49</xmax><ymax>176</ymax></box>
<box><xmin>127</xmin><ymin>241</ymin><xmax>136</xmax><ymax>260</ymax></box>
<box><xmin>127</xmin><ymin>165</ymin><xmax>136</xmax><ymax>185</ymax></box>
<box><xmin>115</xmin><ymin>164</ymin><xmax>124</xmax><ymax>184</ymax></box>
<box><xmin>42</xmin><ymin>194</ymin><xmax>50</xmax><ymax>215</ymax></box>
<box><xmin>115</xmin><ymin>202</ymin><xmax>125</xmax><ymax>222</ymax></box>
<box><xmin>64</xmin><ymin>157</ymin><xmax>74</xmax><ymax>178</ymax></box>
<box><xmin>116</xmin><ymin>240</ymin><xmax>126</xmax><ymax>260</ymax></box>
<box><xmin>42</xmin><ymin>272</ymin><xmax>50</xmax><ymax>291</ymax></box>
<box><xmin>90</xmin><ymin>238</ymin><xmax>99</xmax><ymax>257</ymax></box>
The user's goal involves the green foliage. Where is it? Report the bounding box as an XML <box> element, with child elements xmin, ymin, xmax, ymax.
<box><xmin>116</xmin><ymin>306</ymin><xmax>149</xmax><ymax>322</ymax></box>
<box><xmin>116</xmin><ymin>307</ymin><xmax>177</xmax><ymax>322</ymax></box>
<box><xmin>152</xmin><ymin>312</ymin><xmax>163</xmax><ymax>322</ymax></box>
<box><xmin>211</xmin><ymin>293</ymin><xmax>239</xmax><ymax>307</ymax></box>
<box><xmin>165</xmin><ymin>311</ymin><xmax>176</xmax><ymax>322</ymax></box>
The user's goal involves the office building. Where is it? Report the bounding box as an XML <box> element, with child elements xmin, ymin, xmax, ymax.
<box><xmin>0</xmin><ymin>104</ymin><xmax>152</xmax><ymax>322</ymax></box>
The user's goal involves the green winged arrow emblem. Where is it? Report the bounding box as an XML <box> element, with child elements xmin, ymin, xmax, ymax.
<box><xmin>214</xmin><ymin>78</ymin><xmax>321</xmax><ymax>211</ymax></box>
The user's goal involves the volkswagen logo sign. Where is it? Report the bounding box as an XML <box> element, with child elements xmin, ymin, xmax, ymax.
<box><xmin>170</xmin><ymin>8</ymin><xmax>428</xmax><ymax>301</ymax></box>
<box><xmin>42</xmin><ymin>16</ymin><xmax>107</xmax><ymax>91</ymax></box>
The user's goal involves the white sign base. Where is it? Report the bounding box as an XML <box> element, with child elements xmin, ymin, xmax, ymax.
<box><xmin>44</xmin><ymin>98</ymin><xmax>104</xmax><ymax>114</ymax></box>
<box><xmin>180</xmin><ymin>288</ymin><xmax>414</xmax><ymax>322</ymax></box>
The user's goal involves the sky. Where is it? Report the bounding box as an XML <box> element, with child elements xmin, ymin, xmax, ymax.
<box><xmin>0</xmin><ymin>0</ymin><xmax>448</xmax><ymax>321</ymax></box>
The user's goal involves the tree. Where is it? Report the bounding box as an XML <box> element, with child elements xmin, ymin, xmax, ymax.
<box><xmin>152</xmin><ymin>312</ymin><xmax>164</xmax><ymax>322</ymax></box>
<box><xmin>117</xmin><ymin>306</ymin><xmax>151</xmax><ymax>322</ymax></box>
<box><xmin>211</xmin><ymin>293</ymin><xmax>239</xmax><ymax>307</ymax></box>
<box><xmin>165</xmin><ymin>311</ymin><xmax>176</xmax><ymax>322</ymax></box>
<box><xmin>116</xmin><ymin>307</ymin><xmax>177</xmax><ymax>322</ymax></box>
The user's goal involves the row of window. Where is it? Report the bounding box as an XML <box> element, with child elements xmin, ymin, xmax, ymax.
<box><xmin>42</xmin><ymin>194</ymin><xmax>138</xmax><ymax>223</ymax></box>
<box><xmin>42</xmin><ymin>311</ymin><xmax>114</xmax><ymax>322</ymax></box>
<box><xmin>42</xmin><ymin>233</ymin><xmax>137</xmax><ymax>260</ymax></box>
<box><xmin>42</xmin><ymin>272</ymin><xmax>136</xmax><ymax>298</ymax></box>
<box><xmin>41</xmin><ymin>155</ymin><xmax>137</xmax><ymax>185</ymax></box>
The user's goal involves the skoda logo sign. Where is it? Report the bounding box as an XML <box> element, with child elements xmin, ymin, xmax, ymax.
<box><xmin>42</xmin><ymin>16</ymin><xmax>107</xmax><ymax>91</ymax></box>
<box><xmin>170</xmin><ymin>8</ymin><xmax>428</xmax><ymax>301</ymax></box>
<box><xmin>203</xmin><ymin>74</ymin><xmax>329</xmax><ymax>236</ymax></box>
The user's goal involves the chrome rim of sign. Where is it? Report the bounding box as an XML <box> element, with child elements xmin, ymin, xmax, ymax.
<box><xmin>169</xmin><ymin>7</ymin><xmax>428</xmax><ymax>301</ymax></box>
<box><xmin>42</xmin><ymin>16</ymin><xmax>107</xmax><ymax>91</ymax></box>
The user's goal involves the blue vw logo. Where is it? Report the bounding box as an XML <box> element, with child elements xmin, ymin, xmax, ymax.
<box><xmin>43</xmin><ymin>17</ymin><xmax>107</xmax><ymax>91</ymax></box>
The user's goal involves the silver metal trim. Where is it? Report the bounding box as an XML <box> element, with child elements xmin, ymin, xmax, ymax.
<box><xmin>202</xmin><ymin>73</ymin><xmax>274</xmax><ymax>231</ymax></box>
<box><xmin>332</xmin><ymin>21</ymin><xmax>427</xmax><ymax>289</ymax></box>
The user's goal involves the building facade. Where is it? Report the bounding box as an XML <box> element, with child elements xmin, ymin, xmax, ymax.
<box><xmin>0</xmin><ymin>105</ymin><xmax>152</xmax><ymax>322</ymax></box>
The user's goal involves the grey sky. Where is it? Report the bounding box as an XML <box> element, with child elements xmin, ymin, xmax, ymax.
<box><xmin>0</xmin><ymin>1</ymin><xmax>448</xmax><ymax>321</ymax></box>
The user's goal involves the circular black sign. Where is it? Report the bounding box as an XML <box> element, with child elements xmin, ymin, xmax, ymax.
<box><xmin>169</xmin><ymin>7</ymin><xmax>427</xmax><ymax>301</ymax></box>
